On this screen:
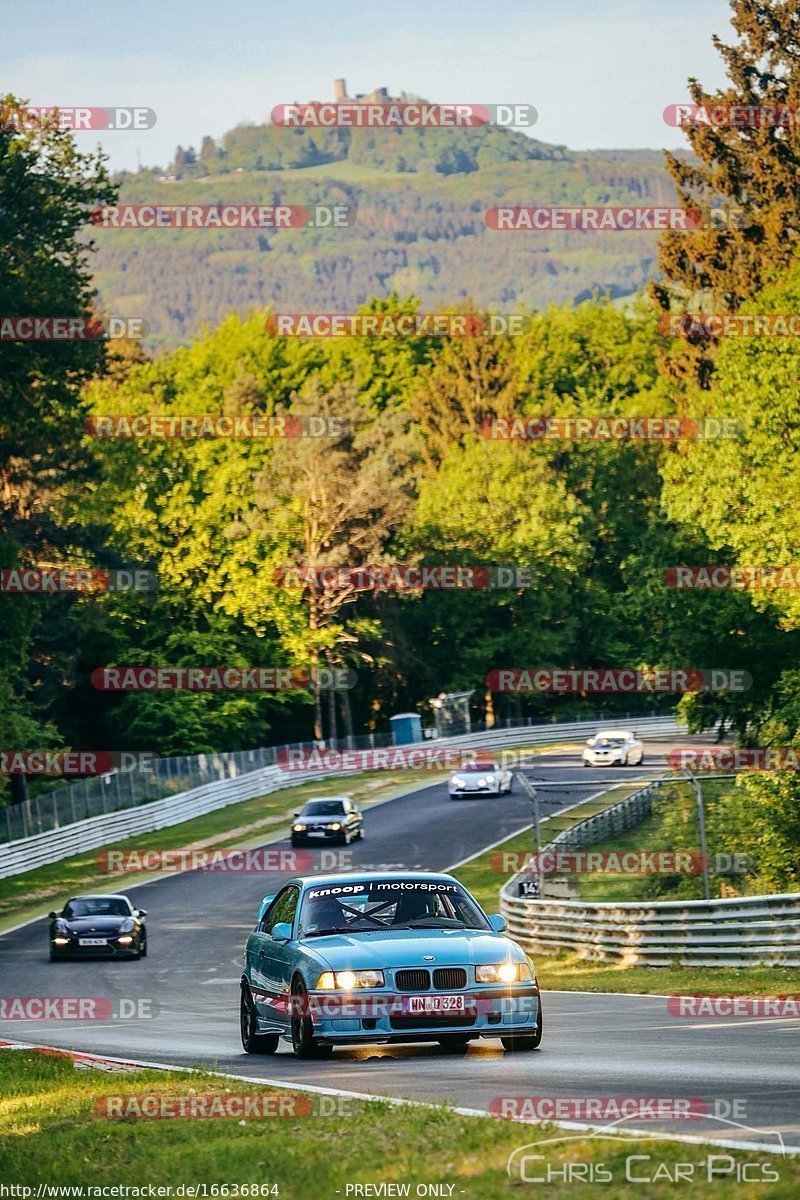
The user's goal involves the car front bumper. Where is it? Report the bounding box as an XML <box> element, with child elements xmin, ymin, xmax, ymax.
<box><xmin>291</xmin><ymin>828</ymin><xmax>349</xmax><ymax>842</ymax></box>
<box><xmin>449</xmin><ymin>785</ymin><xmax>502</xmax><ymax>796</ymax></box>
<box><xmin>50</xmin><ymin>940</ymin><xmax>139</xmax><ymax>957</ymax></box>
<box><xmin>302</xmin><ymin>985</ymin><xmax>540</xmax><ymax>1043</ymax></box>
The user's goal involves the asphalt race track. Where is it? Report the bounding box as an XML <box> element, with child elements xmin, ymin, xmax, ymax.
<box><xmin>2</xmin><ymin>739</ymin><xmax>799</xmax><ymax>1152</ymax></box>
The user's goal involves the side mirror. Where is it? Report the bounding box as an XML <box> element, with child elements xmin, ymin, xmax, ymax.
<box><xmin>270</xmin><ymin>921</ymin><xmax>292</xmax><ymax>943</ymax></box>
<box><xmin>292</xmin><ymin>813</ymin><xmax>299</xmax><ymax>819</ymax></box>
<box><xmin>488</xmin><ymin>913</ymin><xmax>507</xmax><ymax>933</ymax></box>
<box><xmin>137</xmin><ymin>909</ymin><xmax>147</xmax><ymax>917</ymax></box>
<box><xmin>48</xmin><ymin>911</ymin><xmax>59</xmax><ymax>920</ymax></box>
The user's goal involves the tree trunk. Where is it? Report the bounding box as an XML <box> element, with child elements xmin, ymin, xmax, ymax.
<box><xmin>340</xmin><ymin>680</ymin><xmax>355</xmax><ymax>745</ymax></box>
<box><xmin>311</xmin><ymin>649</ymin><xmax>323</xmax><ymax>742</ymax></box>
<box><xmin>485</xmin><ymin>686</ymin><xmax>496</xmax><ymax>729</ymax></box>
<box><xmin>326</xmin><ymin>649</ymin><xmax>338</xmax><ymax>744</ymax></box>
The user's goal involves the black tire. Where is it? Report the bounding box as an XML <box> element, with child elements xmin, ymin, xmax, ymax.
<box><xmin>291</xmin><ymin>977</ymin><xmax>332</xmax><ymax>1059</ymax></box>
<box><xmin>290</xmin><ymin>837</ymin><xmax>300</xmax><ymax>849</ymax></box>
<box><xmin>437</xmin><ymin>1035</ymin><xmax>470</xmax><ymax>1053</ymax></box>
<box><xmin>501</xmin><ymin>1005</ymin><xmax>543</xmax><ymax>1052</ymax></box>
<box><xmin>240</xmin><ymin>984</ymin><xmax>279</xmax><ymax>1054</ymax></box>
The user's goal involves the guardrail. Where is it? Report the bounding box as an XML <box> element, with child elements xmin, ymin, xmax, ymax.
<box><xmin>0</xmin><ymin>715</ymin><xmax>682</xmax><ymax>879</ymax></box>
<box><xmin>500</xmin><ymin>780</ymin><xmax>800</xmax><ymax>967</ymax></box>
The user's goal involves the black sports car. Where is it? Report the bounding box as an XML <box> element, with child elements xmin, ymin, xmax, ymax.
<box><xmin>48</xmin><ymin>894</ymin><xmax>147</xmax><ymax>960</ymax></box>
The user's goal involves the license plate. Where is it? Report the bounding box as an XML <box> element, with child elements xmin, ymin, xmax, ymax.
<box><xmin>79</xmin><ymin>938</ymin><xmax>107</xmax><ymax>946</ymax></box>
<box><xmin>308</xmin><ymin>830</ymin><xmax>326</xmax><ymax>838</ymax></box>
<box><xmin>405</xmin><ymin>994</ymin><xmax>465</xmax><ymax>1015</ymax></box>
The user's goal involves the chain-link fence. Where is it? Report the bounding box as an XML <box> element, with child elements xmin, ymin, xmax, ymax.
<box><xmin>0</xmin><ymin>732</ymin><xmax>396</xmax><ymax>845</ymax></box>
<box><xmin>0</xmin><ymin>709</ymin><xmax>667</xmax><ymax>845</ymax></box>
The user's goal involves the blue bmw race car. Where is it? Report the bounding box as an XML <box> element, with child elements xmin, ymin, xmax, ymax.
<box><xmin>239</xmin><ymin>871</ymin><xmax>541</xmax><ymax>1058</ymax></box>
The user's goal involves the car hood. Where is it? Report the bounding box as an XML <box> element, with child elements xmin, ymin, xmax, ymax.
<box><xmin>303</xmin><ymin>928</ymin><xmax>524</xmax><ymax>971</ymax></box>
<box><xmin>59</xmin><ymin>916</ymin><xmax>128</xmax><ymax>933</ymax></box>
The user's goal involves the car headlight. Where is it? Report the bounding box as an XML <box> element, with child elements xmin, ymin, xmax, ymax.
<box><xmin>117</xmin><ymin>935</ymin><xmax>134</xmax><ymax>945</ymax></box>
<box><xmin>475</xmin><ymin>962</ymin><xmax>533</xmax><ymax>983</ymax></box>
<box><xmin>119</xmin><ymin>918</ymin><xmax>135</xmax><ymax>933</ymax></box>
<box><xmin>292</xmin><ymin>823</ymin><xmax>307</xmax><ymax>831</ymax></box>
<box><xmin>479</xmin><ymin>775</ymin><xmax>496</xmax><ymax>786</ymax></box>
<box><xmin>451</xmin><ymin>776</ymin><xmax>466</xmax><ymax>788</ymax></box>
<box><xmin>52</xmin><ymin>936</ymin><xmax>70</xmax><ymax>945</ymax></box>
<box><xmin>315</xmin><ymin>970</ymin><xmax>385</xmax><ymax>990</ymax></box>
<box><xmin>329</xmin><ymin>822</ymin><xmax>342</xmax><ymax>831</ymax></box>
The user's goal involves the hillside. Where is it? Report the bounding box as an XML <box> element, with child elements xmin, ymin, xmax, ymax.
<box><xmin>95</xmin><ymin>117</ymin><xmax>682</xmax><ymax>349</ymax></box>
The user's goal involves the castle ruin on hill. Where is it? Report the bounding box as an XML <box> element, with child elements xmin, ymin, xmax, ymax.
<box><xmin>332</xmin><ymin>79</ymin><xmax>414</xmax><ymax>104</ymax></box>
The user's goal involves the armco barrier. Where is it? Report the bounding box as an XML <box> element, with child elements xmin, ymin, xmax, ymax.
<box><xmin>0</xmin><ymin>715</ymin><xmax>681</xmax><ymax>879</ymax></box>
<box><xmin>500</xmin><ymin>781</ymin><xmax>800</xmax><ymax>967</ymax></box>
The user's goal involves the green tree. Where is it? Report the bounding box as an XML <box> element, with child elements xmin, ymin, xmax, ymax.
<box><xmin>0</xmin><ymin>95</ymin><xmax>116</xmax><ymax>799</ymax></box>
<box><xmin>653</xmin><ymin>0</ymin><xmax>800</xmax><ymax>382</ymax></box>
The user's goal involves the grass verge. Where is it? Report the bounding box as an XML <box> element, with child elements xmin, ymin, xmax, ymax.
<box><xmin>0</xmin><ymin>1049</ymin><xmax>795</xmax><ymax>1198</ymax></box>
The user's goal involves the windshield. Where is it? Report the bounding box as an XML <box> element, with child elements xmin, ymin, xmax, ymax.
<box><xmin>298</xmin><ymin>879</ymin><xmax>491</xmax><ymax>937</ymax></box>
<box><xmin>595</xmin><ymin>737</ymin><xmax>627</xmax><ymax>746</ymax></box>
<box><xmin>459</xmin><ymin>764</ymin><xmax>498</xmax><ymax>774</ymax></box>
<box><xmin>63</xmin><ymin>897</ymin><xmax>131</xmax><ymax>919</ymax></box>
<box><xmin>302</xmin><ymin>800</ymin><xmax>346</xmax><ymax>816</ymax></box>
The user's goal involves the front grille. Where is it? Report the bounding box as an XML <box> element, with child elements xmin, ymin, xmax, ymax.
<box><xmin>433</xmin><ymin>967</ymin><xmax>467</xmax><ymax>989</ymax></box>
<box><xmin>395</xmin><ymin>969</ymin><xmax>430</xmax><ymax>991</ymax></box>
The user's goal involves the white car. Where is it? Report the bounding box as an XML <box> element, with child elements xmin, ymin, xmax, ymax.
<box><xmin>449</xmin><ymin>760</ymin><xmax>514</xmax><ymax>798</ymax></box>
<box><xmin>581</xmin><ymin>729</ymin><xmax>644</xmax><ymax>768</ymax></box>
